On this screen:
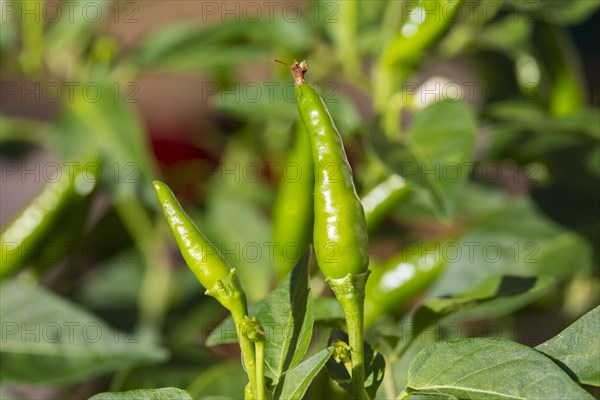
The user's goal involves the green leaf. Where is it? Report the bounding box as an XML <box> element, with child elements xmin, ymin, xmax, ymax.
<box><xmin>275</xmin><ymin>347</ymin><xmax>334</xmax><ymax>400</ymax></box>
<box><xmin>313</xmin><ymin>297</ymin><xmax>345</xmax><ymax>323</ymax></box>
<box><xmin>326</xmin><ymin>331</ymin><xmax>386</xmax><ymax>400</ymax></box>
<box><xmin>536</xmin><ymin>306</ymin><xmax>600</xmax><ymax>386</ymax></box>
<box><xmin>75</xmin><ymin>247</ymin><xmax>144</xmax><ymax>310</ymax></box>
<box><xmin>89</xmin><ymin>387</ymin><xmax>192</xmax><ymax>400</ymax></box>
<box><xmin>411</xmin><ymin>275</ymin><xmax>553</xmax><ymax>341</ymax></box>
<box><xmin>185</xmin><ymin>361</ymin><xmax>248</xmax><ymax>399</ymax></box>
<box><xmin>0</xmin><ymin>281</ymin><xmax>167</xmax><ymax>384</ymax></box>
<box><xmin>429</xmin><ymin>187</ymin><xmax>593</xmax><ymax>297</ymax></box>
<box><xmin>204</xmin><ymin>193</ymin><xmax>272</xmax><ymax>302</ymax></box>
<box><xmin>487</xmin><ymin>103</ymin><xmax>600</xmax><ymax>141</ymax></box>
<box><xmin>474</xmin><ymin>16</ymin><xmax>533</xmax><ymax>56</ymax></box>
<box><xmin>371</xmin><ymin>100</ymin><xmax>476</xmax><ymax>219</ymax></box>
<box><xmin>255</xmin><ymin>250</ymin><xmax>315</xmax><ymax>387</ymax></box>
<box><xmin>402</xmin><ymin>338</ymin><xmax>594</xmax><ymax>400</ymax></box>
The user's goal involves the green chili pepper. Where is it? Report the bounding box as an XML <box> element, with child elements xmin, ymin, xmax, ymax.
<box><xmin>153</xmin><ymin>180</ymin><xmax>230</xmax><ymax>290</ymax></box>
<box><xmin>375</xmin><ymin>0</ymin><xmax>463</xmax><ymax>112</ymax></box>
<box><xmin>1</xmin><ymin>161</ymin><xmax>98</xmax><ymax>280</ymax></box>
<box><xmin>381</xmin><ymin>0</ymin><xmax>463</xmax><ymax>70</ymax></box>
<box><xmin>364</xmin><ymin>248</ymin><xmax>446</xmax><ymax>326</ymax></box>
<box><xmin>292</xmin><ymin>60</ymin><xmax>369</xmax><ymax>280</ymax></box>
<box><xmin>153</xmin><ymin>180</ymin><xmax>261</xmax><ymax>399</ymax></box>
<box><xmin>362</xmin><ymin>174</ymin><xmax>410</xmax><ymax>233</ymax></box>
<box><xmin>292</xmin><ymin>60</ymin><xmax>369</xmax><ymax>400</ymax></box>
<box><xmin>272</xmin><ymin>122</ymin><xmax>314</xmax><ymax>279</ymax></box>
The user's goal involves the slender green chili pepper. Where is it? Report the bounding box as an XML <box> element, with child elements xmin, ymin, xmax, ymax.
<box><xmin>364</xmin><ymin>248</ymin><xmax>446</xmax><ymax>326</ymax></box>
<box><xmin>292</xmin><ymin>60</ymin><xmax>369</xmax><ymax>400</ymax></box>
<box><xmin>0</xmin><ymin>161</ymin><xmax>98</xmax><ymax>280</ymax></box>
<box><xmin>292</xmin><ymin>60</ymin><xmax>369</xmax><ymax>280</ymax></box>
<box><xmin>362</xmin><ymin>174</ymin><xmax>410</xmax><ymax>233</ymax></box>
<box><xmin>153</xmin><ymin>180</ymin><xmax>230</xmax><ymax>290</ymax></box>
<box><xmin>272</xmin><ymin>122</ymin><xmax>314</xmax><ymax>279</ymax></box>
<box><xmin>380</xmin><ymin>0</ymin><xmax>463</xmax><ymax>71</ymax></box>
<box><xmin>375</xmin><ymin>0</ymin><xmax>463</xmax><ymax>114</ymax></box>
<box><xmin>153</xmin><ymin>180</ymin><xmax>260</xmax><ymax>399</ymax></box>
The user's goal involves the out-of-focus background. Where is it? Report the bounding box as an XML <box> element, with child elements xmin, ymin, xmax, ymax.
<box><xmin>1</xmin><ymin>1</ymin><xmax>599</xmax><ymax>399</ymax></box>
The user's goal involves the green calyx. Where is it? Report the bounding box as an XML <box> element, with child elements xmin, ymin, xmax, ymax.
<box><xmin>205</xmin><ymin>268</ymin><xmax>247</xmax><ymax>312</ymax></box>
<box><xmin>326</xmin><ymin>271</ymin><xmax>370</xmax><ymax>325</ymax></box>
<box><xmin>327</xmin><ymin>271</ymin><xmax>370</xmax><ymax>400</ymax></box>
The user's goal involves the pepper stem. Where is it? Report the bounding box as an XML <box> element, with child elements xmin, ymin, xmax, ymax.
<box><xmin>206</xmin><ymin>269</ymin><xmax>258</xmax><ymax>399</ymax></box>
<box><xmin>255</xmin><ymin>339</ymin><xmax>267</xmax><ymax>400</ymax></box>
<box><xmin>327</xmin><ymin>271</ymin><xmax>371</xmax><ymax>400</ymax></box>
<box><xmin>291</xmin><ymin>59</ymin><xmax>308</xmax><ymax>87</ymax></box>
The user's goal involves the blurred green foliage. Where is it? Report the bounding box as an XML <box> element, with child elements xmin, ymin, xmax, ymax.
<box><xmin>0</xmin><ymin>0</ymin><xmax>598</xmax><ymax>398</ymax></box>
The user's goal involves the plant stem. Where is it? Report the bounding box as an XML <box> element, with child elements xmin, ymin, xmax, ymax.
<box><xmin>225</xmin><ymin>297</ymin><xmax>258</xmax><ymax>399</ymax></box>
<box><xmin>255</xmin><ymin>340</ymin><xmax>267</xmax><ymax>400</ymax></box>
<box><xmin>207</xmin><ymin>270</ymin><xmax>258</xmax><ymax>399</ymax></box>
<box><xmin>327</xmin><ymin>271</ymin><xmax>370</xmax><ymax>400</ymax></box>
<box><xmin>383</xmin><ymin>355</ymin><xmax>397</xmax><ymax>400</ymax></box>
<box><xmin>346</xmin><ymin>300</ymin><xmax>368</xmax><ymax>400</ymax></box>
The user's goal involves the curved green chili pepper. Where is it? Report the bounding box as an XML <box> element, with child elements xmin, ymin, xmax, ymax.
<box><xmin>153</xmin><ymin>180</ymin><xmax>230</xmax><ymax>290</ymax></box>
<box><xmin>153</xmin><ymin>180</ymin><xmax>260</xmax><ymax>398</ymax></box>
<box><xmin>362</xmin><ymin>174</ymin><xmax>410</xmax><ymax>233</ymax></box>
<box><xmin>1</xmin><ymin>161</ymin><xmax>98</xmax><ymax>280</ymax></box>
<box><xmin>272</xmin><ymin>122</ymin><xmax>314</xmax><ymax>279</ymax></box>
<box><xmin>364</xmin><ymin>248</ymin><xmax>446</xmax><ymax>326</ymax></box>
<box><xmin>292</xmin><ymin>60</ymin><xmax>369</xmax><ymax>400</ymax></box>
<box><xmin>292</xmin><ymin>60</ymin><xmax>369</xmax><ymax>280</ymax></box>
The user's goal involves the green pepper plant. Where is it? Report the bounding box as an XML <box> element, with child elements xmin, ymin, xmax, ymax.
<box><xmin>1</xmin><ymin>1</ymin><xmax>598</xmax><ymax>399</ymax></box>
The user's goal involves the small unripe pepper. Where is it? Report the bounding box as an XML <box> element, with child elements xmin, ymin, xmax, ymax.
<box><xmin>362</xmin><ymin>174</ymin><xmax>409</xmax><ymax>233</ymax></box>
<box><xmin>272</xmin><ymin>122</ymin><xmax>314</xmax><ymax>279</ymax></box>
<box><xmin>292</xmin><ymin>60</ymin><xmax>369</xmax><ymax>280</ymax></box>
<box><xmin>364</xmin><ymin>248</ymin><xmax>446</xmax><ymax>326</ymax></box>
<box><xmin>153</xmin><ymin>180</ymin><xmax>230</xmax><ymax>290</ymax></box>
<box><xmin>153</xmin><ymin>180</ymin><xmax>260</xmax><ymax>398</ymax></box>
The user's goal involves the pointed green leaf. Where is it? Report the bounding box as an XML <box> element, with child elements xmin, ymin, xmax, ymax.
<box><xmin>402</xmin><ymin>338</ymin><xmax>594</xmax><ymax>399</ymax></box>
<box><xmin>429</xmin><ymin>188</ymin><xmax>593</xmax><ymax>297</ymax></box>
<box><xmin>89</xmin><ymin>387</ymin><xmax>192</xmax><ymax>400</ymax></box>
<box><xmin>255</xmin><ymin>250</ymin><xmax>314</xmax><ymax>386</ymax></box>
<box><xmin>411</xmin><ymin>275</ymin><xmax>553</xmax><ymax>340</ymax></box>
<box><xmin>0</xmin><ymin>281</ymin><xmax>167</xmax><ymax>384</ymax></box>
<box><xmin>275</xmin><ymin>347</ymin><xmax>333</xmax><ymax>400</ymax></box>
<box><xmin>313</xmin><ymin>297</ymin><xmax>344</xmax><ymax>323</ymax></box>
<box><xmin>536</xmin><ymin>306</ymin><xmax>600</xmax><ymax>386</ymax></box>
<box><xmin>371</xmin><ymin>100</ymin><xmax>476</xmax><ymax>219</ymax></box>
